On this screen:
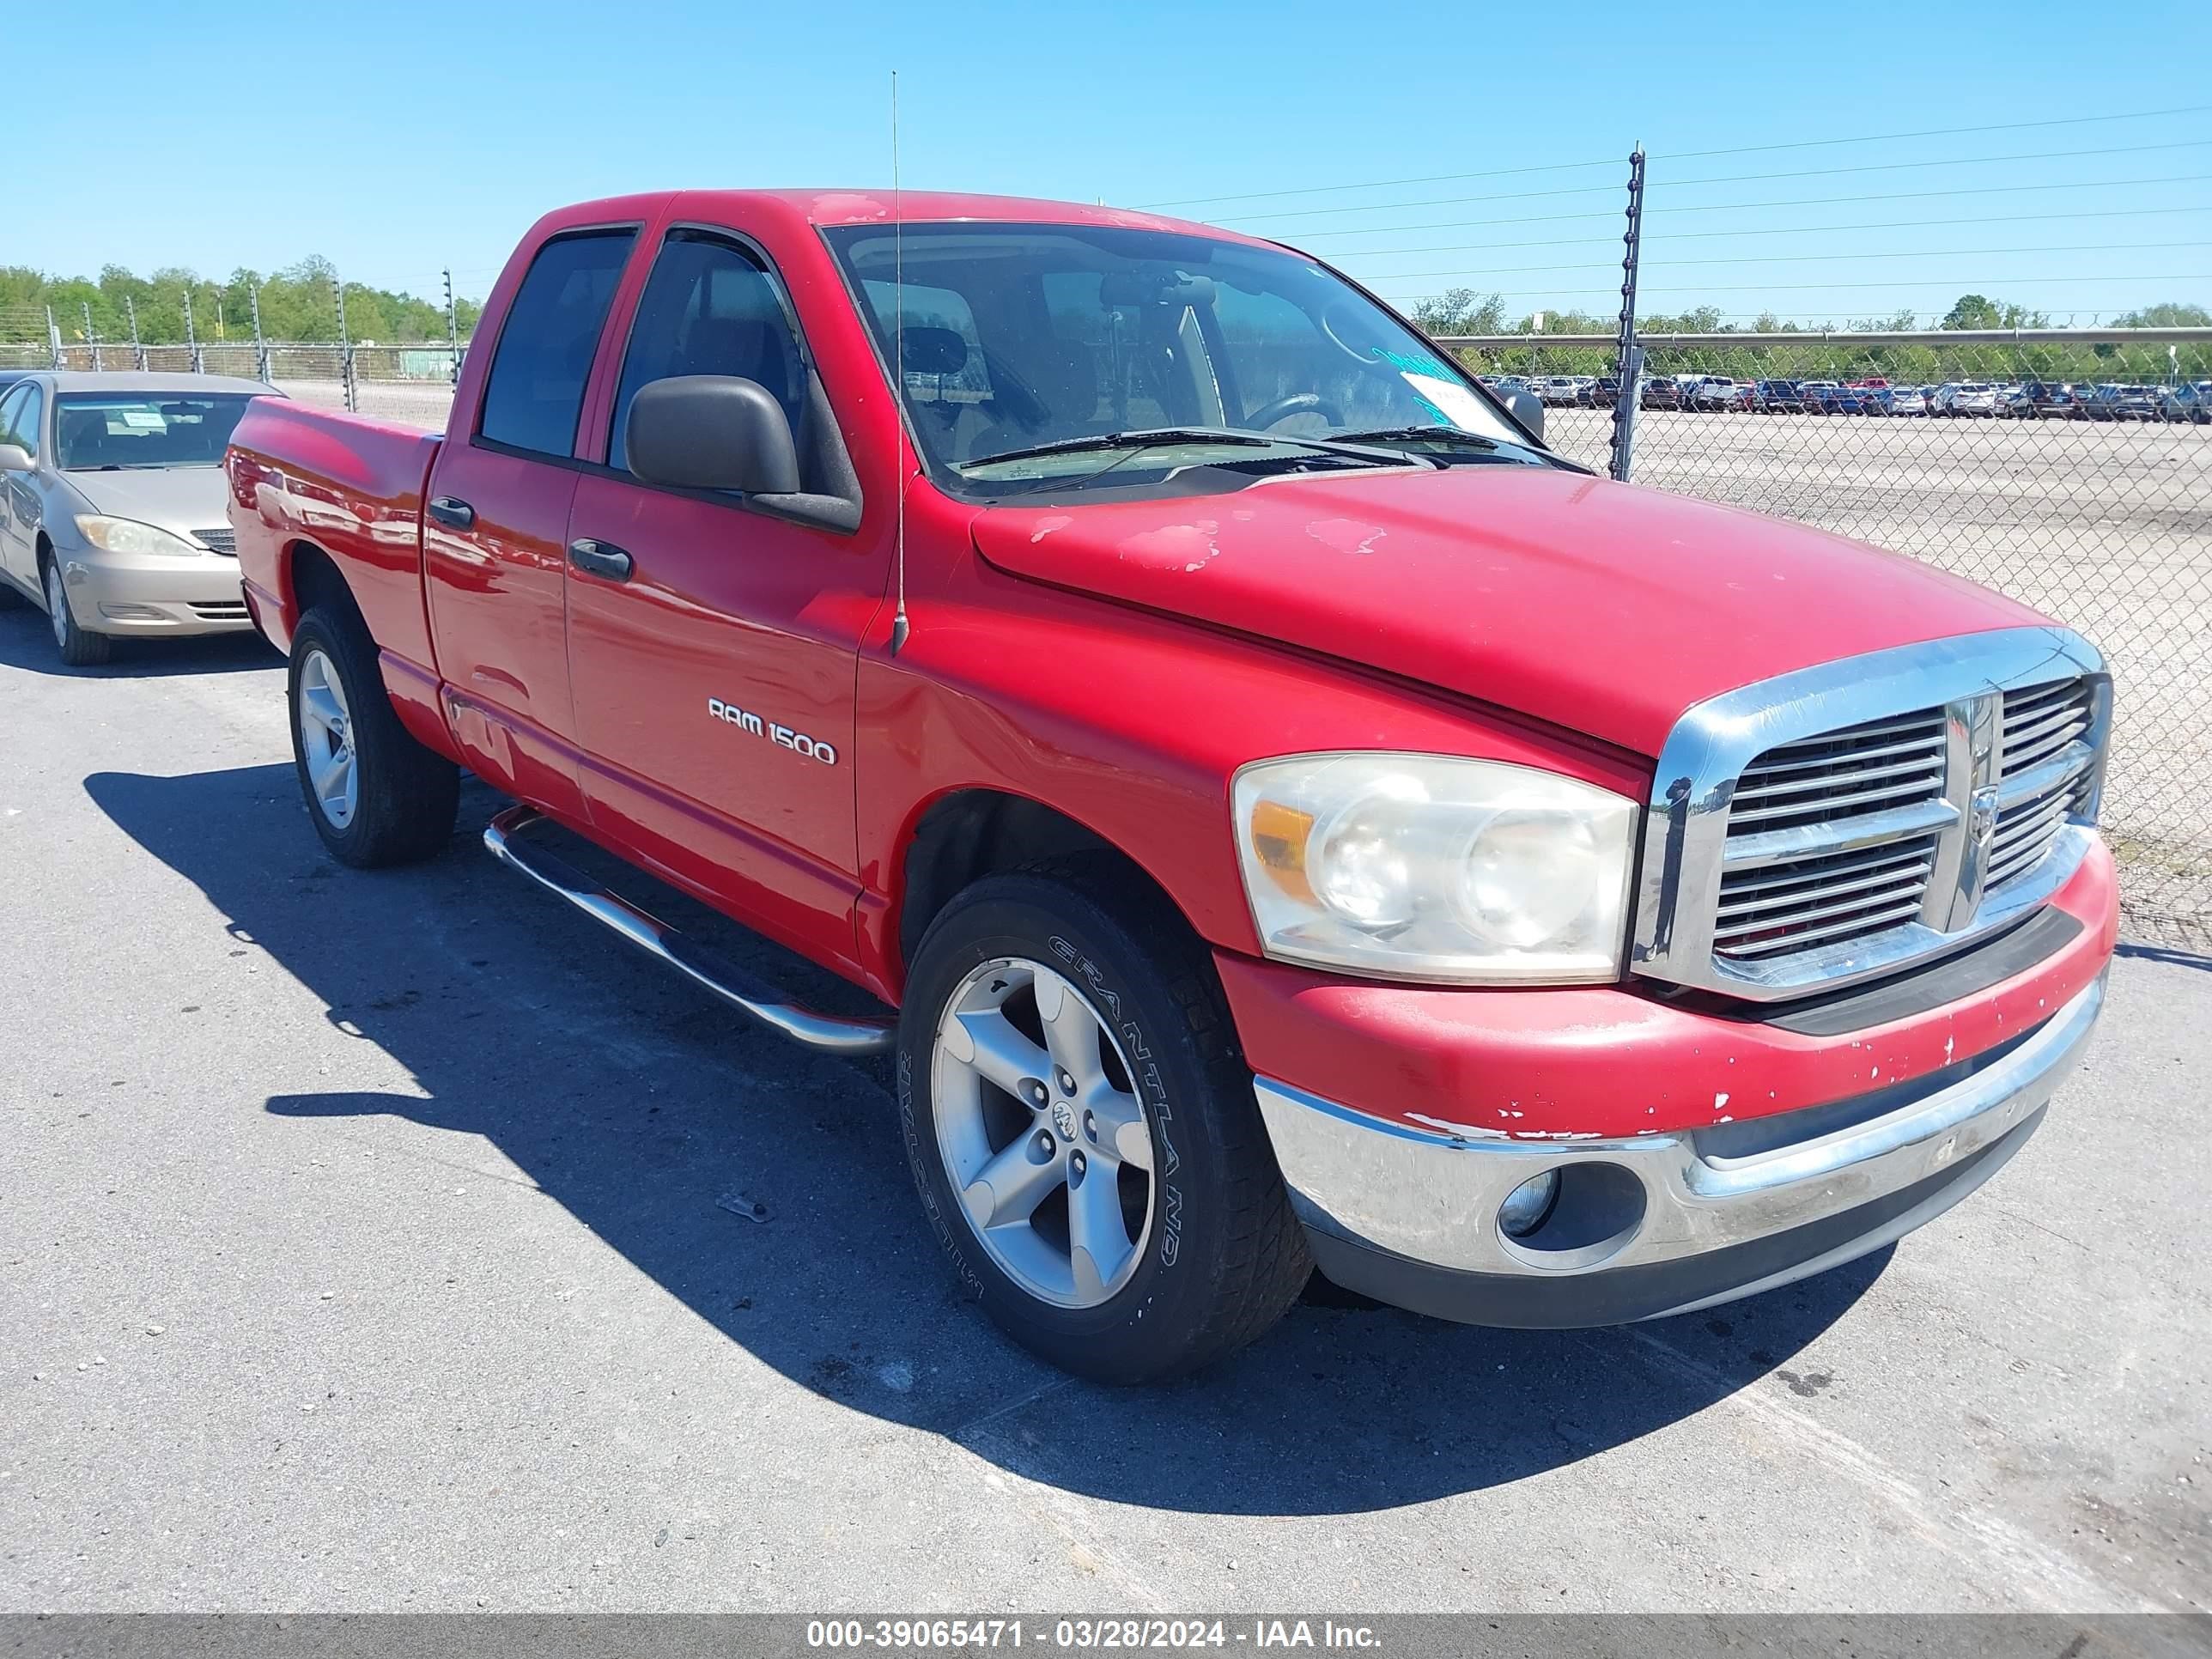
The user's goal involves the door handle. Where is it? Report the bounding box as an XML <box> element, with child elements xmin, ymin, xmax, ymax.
<box><xmin>568</xmin><ymin>538</ymin><xmax>634</xmax><ymax>581</ymax></box>
<box><xmin>427</xmin><ymin>495</ymin><xmax>476</xmax><ymax>530</ymax></box>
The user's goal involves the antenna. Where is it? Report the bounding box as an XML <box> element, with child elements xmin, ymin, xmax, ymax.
<box><xmin>888</xmin><ymin>69</ymin><xmax>911</xmax><ymax>656</ymax></box>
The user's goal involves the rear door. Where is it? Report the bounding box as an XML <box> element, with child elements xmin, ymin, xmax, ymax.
<box><xmin>422</xmin><ymin>227</ymin><xmax>641</xmax><ymax>815</ymax></box>
<box><xmin>562</xmin><ymin>225</ymin><xmax>884</xmax><ymax>962</ymax></box>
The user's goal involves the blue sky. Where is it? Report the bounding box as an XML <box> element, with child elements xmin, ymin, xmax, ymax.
<box><xmin>21</xmin><ymin>0</ymin><xmax>2211</xmax><ymax>325</ymax></box>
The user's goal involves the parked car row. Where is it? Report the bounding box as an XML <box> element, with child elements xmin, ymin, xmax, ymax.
<box><xmin>1475</xmin><ymin>372</ymin><xmax>2212</xmax><ymax>422</ymax></box>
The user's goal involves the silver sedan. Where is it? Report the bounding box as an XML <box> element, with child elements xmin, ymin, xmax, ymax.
<box><xmin>0</xmin><ymin>370</ymin><xmax>280</xmax><ymax>665</ymax></box>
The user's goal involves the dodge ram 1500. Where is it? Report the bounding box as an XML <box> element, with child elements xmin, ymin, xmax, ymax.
<box><xmin>225</xmin><ymin>190</ymin><xmax>2117</xmax><ymax>1382</ymax></box>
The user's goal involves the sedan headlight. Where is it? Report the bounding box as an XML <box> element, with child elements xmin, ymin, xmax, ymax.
<box><xmin>73</xmin><ymin>516</ymin><xmax>206</xmax><ymax>558</ymax></box>
<box><xmin>1232</xmin><ymin>752</ymin><xmax>1638</xmax><ymax>985</ymax></box>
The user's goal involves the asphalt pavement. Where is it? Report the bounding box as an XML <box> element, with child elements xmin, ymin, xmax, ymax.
<box><xmin>1</xmin><ymin>611</ymin><xmax>2205</xmax><ymax>1613</ymax></box>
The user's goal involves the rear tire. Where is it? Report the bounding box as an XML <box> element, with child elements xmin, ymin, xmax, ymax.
<box><xmin>898</xmin><ymin>859</ymin><xmax>1310</xmax><ymax>1383</ymax></box>
<box><xmin>43</xmin><ymin>553</ymin><xmax>112</xmax><ymax>668</ymax></box>
<box><xmin>287</xmin><ymin>605</ymin><xmax>459</xmax><ymax>867</ymax></box>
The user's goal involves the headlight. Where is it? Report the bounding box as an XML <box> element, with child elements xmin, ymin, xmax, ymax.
<box><xmin>1232</xmin><ymin>752</ymin><xmax>1638</xmax><ymax>985</ymax></box>
<box><xmin>73</xmin><ymin>516</ymin><xmax>206</xmax><ymax>558</ymax></box>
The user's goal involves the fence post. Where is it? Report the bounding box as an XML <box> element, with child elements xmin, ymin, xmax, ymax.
<box><xmin>83</xmin><ymin>301</ymin><xmax>101</xmax><ymax>372</ymax></box>
<box><xmin>1607</xmin><ymin>147</ymin><xmax>1646</xmax><ymax>483</ymax></box>
<box><xmin>46</xmin><ymin>306</ymin><xmax>60</xmax><ymax>368</ymax></box>
<box><xmin>333</xmin><ymin>270</ymin><xmax>356</xmax><ymax>412</ymax></box>
<box><xmin>183</xmin><ymin>289</ymin><xmax>204</xmax><ymax>374</ymax></box>
<box><xmin>444</xmin><ymin>268</ymin><xmax>460</xmax><ymax>389</ymax></box>
<box><xmin>127</xmin><ymin>295</ymin><xmax>147</xmax><ymax>370</ymax></box>
<box><xmin>251</xmin><ymin>286</ymin><xmax>270</xmax><ymax>385</ymax></box>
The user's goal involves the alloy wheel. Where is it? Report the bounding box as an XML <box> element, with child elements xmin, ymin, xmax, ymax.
<box><xmin>295</xmin><ymin>647</ymin><xmax>358</xmax><ymax>829</ymax></box>
<box><xmin>931</xmin><ymin>956</ymin><xmax>1158</xmax><ymax>1309</ymax></box>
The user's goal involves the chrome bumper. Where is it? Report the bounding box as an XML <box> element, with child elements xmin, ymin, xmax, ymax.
<box><xmin>1255</xmin><ymin>975</ymin><xmax>2104</xmax><ymax>1327</ymax></box>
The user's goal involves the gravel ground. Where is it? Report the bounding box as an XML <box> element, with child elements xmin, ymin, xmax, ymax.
<box><xmin>0</xmin><ymin>612</ymin><xmax>2206</xmax><ymax>1614</ymax></box>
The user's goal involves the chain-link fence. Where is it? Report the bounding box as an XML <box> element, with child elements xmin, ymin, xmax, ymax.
<box><xmin>5</xmin><ymin>301</ymin><xmax>2205</xmax><ymax>946</ymax></box>
<box><xmin>1443</xmin><ymin>327</ymin><xmax>2212</xmax><ymax>948</ymax></box>
<box><xmin>0</xmin><ymin>337</ymin><xmax>465</xmax><ymax>431</ymax></box>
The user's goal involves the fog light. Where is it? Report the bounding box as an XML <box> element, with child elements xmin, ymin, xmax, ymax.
<box><xmin>100</xmin><ymin>602</ymin><xmax>164</xmax><ymax>621</ymax></box>
<box><xmin>1498</xmin><ymin>1170</ymin><xmax>1560</xmax><ymax>1237</ymax></box>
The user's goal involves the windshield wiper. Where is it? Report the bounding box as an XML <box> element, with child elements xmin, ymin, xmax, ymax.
<box><xmin>1335</xmin><ymin>424</ymin><xmax>1504</xmax><ymax>451</ymax></box>
<box><xmin>1334</xmin><ymin>424</ymin><xmax>1589</xmax><ymax>473</ymax></box>
<box><xmin>961</xmin><ymin>425</ymin><xmax>1433</xmax><ymax>473</ymax></box>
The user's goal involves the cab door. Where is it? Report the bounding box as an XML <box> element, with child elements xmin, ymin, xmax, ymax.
<box><xmin>0</xmin><ymin>383</ymin><xmax>43</xmax><ymax>593</ymax></box>
<box><xmin>562</xmin><ymin>227</ymin><xmax>885</xmax><ymax>965</ymax></box>
<box><xmin>422</xmin><ymin>225</ymin><xmax>641</xmax><ymax>817</ymax></box>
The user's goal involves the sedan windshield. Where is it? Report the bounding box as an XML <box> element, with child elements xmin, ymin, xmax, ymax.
<box><xmin>823</xmin><ymin>222</ymin><xmax>1535</xmax><ymax>488</ymax></box>
<box><xmin>56</xmin><ymin>393</ymin><xmax>258</xmax><ymax>470</ymax></box>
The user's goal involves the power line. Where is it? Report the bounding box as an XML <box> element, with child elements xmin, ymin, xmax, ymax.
<box><xmin>1140</xmin><ymin>101</ymin><xmax>2212</xmax><ymax>211</ymax></box>
<box><xmin>1354</xmin><ymin>242</ymin><xmax>2209</xmax><ymax>283</ymax></box>
<box><xmin>1650</xmin><ymin>137</ymin><xmax>2212</xmax><ymax>191</ymax></box>
<box><xmin>1321</xmin><ymin>203</ymin><xmax>2212</xmax><ymax>263</ymax></box>
<box><xmin>1139</xmin><ymin>154</ymin><xmax>1622</xmax><ymax>211</ymax></box>
<box><xmin>1378</xmin><ymin>273</ymin><xmax>2212</xmax><ymax>302</ymax></box>
<box><xmin>1279</xmin><ymin>173</ymin><xmax>2212</xmax><ymax>241</ymax></box>
<box><xmin>1213</xmin><ymin>179</ymin><xmax>1626</xmax><ymax>228</ymax></box>
<box><xmin>1223</xmin><ymin>139</ymin><xmax>2212</xmax><ymax>226</ymax></box>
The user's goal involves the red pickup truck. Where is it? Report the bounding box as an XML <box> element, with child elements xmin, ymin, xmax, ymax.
<box><xmin>226</xmin><ymin>190</ymin><xmax>2117</xmax><ymax>1383</ymax></box>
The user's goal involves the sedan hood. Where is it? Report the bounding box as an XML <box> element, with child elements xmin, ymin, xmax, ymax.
<box><xmin>970</xmin><ymin>465</ymin><xmax>2049</xmax><ymax>758</ymax></box>
<box><xmin>63</xmin><ymin>465</ymin><xmax>234</xmax><ymax>537</ymax></box>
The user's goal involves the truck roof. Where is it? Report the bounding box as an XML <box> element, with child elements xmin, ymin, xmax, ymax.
<box><xmin>540</xmin><ymin>188</ymin><xmax>1276</xmax><ymax>246</ymax></box>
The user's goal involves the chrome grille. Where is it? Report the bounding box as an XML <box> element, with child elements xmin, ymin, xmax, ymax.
<box><xmin>1631</xmin><ymin>629</ymin><xmax>2111</xmax><ymax>1002</ymax></box>
<box><xmin>194</xmin><ymin>527</ymin><xmax>237</xmax><ymax>556</ymax></box>
<box><xmin>1714</xmin><ymin>708</ymin><xmax>1949</xmax><ymax>960</ymax></box>
<box><xmin>188</xmin><ymin>600</ymin><xmax>249</xmax><ymax>621</ymax></box>
<box><xmin>1714</xmin><ymin>833</ymin><xmax>1942</xmax><ymax>961</ymax></box>
<box><xmin>1988</xmin><ymin>680</ymin><xmax>2097</xmax><ymax>890</ymax></box>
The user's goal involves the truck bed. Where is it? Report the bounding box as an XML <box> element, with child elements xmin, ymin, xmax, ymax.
<box><xmin>227</xmin><ymin>398</ymin><xmax>444</xmax><ymax>672</ymax></box>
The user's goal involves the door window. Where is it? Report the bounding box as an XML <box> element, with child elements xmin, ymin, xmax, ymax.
<box><xmin>3</xmin><ymin>385</ymin><xmax>42</xmax><ymax>458</ymax></box>
<box><xmin>477</xmin><ymin>229</ymin><xmax>636</xmax><ymax>457</ymax></box>
<box><xmin>607</xmin><ymin>231</ymin><xmax>810</xmax><ymax>474</ymax></box>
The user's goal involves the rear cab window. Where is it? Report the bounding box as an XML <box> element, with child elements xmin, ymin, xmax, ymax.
<box><xmin>477</xmin><ymin>230</ymin><xmax>638</xmax><ymax>456</ymax></box>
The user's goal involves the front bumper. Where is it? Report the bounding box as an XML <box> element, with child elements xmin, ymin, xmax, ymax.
<box><xmin>1223</xmin><ymin>842</ymin><xmax>2116</xmax><ymax>1328</ymax></box>
<box><xmin>57</xmin><ymin>548</ymin><xmax>252</xmax><ymax>635</ymax></box>
<box><xmin>1255</xmin><ymin>976</ymin><xmax>2100</xmax><ymax>1327</ymax></box>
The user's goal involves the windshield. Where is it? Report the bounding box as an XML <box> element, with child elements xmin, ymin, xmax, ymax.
<box><xmin>57</xmin><ymin>393</ymin><xmax>257</xmax><ymax>470</ymax></box>
<box><xmin>823</xmin><ymin>222</ymin><xmax>1532</xmax><ymax>488</ymax></box>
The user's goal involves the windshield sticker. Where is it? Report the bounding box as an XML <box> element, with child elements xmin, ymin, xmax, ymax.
<box><xmin>1366</xmin><ymin>346</ymin><xmax>1495</xmax><ymax>431</ymax></box>
<box><xmin>118</xmin><ymin>410</ymin><xmax>168</xmax><ymax>430</ymax></box>
<box><xmin>1399</xmin><ymin>372</ymin><xmax>1494</xmax><ymax>432</ymax></box>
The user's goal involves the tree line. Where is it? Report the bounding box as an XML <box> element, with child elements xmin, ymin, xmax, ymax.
<box><xmin>1408</xmin><ymin>289</ymin><xmax>2212</xmax><ymax>380</ymax></box>
<box><xmin>0</xmin><ymin>257</ymin><xmax>483</xmax><ymax>345</ymax></box>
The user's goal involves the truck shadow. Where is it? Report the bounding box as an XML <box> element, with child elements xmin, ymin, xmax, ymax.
<box><xmin>0</xmin><ymin>603</ymin><xmax>279</xmax><ymax>678</ymax></box>
<box><xmin>85</xmin><ymin>762</ymin><xmax>1885</xmax><ymax>1516</ymax></box>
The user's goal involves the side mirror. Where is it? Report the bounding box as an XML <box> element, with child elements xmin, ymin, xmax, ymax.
<box><xmin>1504</xmin><ymin>390</ymin><xmax>1545</xmax><ymax>443</ymax></box>
<box><xmin>627</xmin><ymin>376</ymin><xmax>800</xmax><ymax>495</ymax></box>
<box><xmin>0</xmin><ymin>443</ymin><xmax>31</xmax><ymax>473</ymax></box>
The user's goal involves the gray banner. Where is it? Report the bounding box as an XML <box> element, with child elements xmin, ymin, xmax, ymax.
<box><xmin>2</xmin><ymin>1617</ymin><xmax>2208</xmax><ymax>1659</ymax></box>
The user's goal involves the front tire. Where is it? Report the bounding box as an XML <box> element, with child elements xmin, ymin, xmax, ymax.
<box><xmin>43</xmin><ymin>554</ymin><xmax>112</xmax><ymax>667</ymax></box>
<box><xmin>287</xmin><ymin>605</ymin><xmax>459</xmax><ymax>867</ymax></box>
<box><xmin>899</xmin><ymin>860</ymin><xmax>1310</xmax><ymax>1383</ymax></box>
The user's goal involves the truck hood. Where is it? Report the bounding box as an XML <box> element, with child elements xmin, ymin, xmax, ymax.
<box><xmin>63</xmin><ymin>465</ymin><xmax>233</xmax><ymax>536</ymax></box>
<box><xmin>970</xmin><ymin>465</ymin><xmax>2049</xmax><ymax>758</ymax></box>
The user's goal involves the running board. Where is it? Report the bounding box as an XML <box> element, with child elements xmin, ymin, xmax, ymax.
<box><xmin>482</xmin><ymin>805</ymin><xmax>896</xmax><ymax>1056</ymax></box>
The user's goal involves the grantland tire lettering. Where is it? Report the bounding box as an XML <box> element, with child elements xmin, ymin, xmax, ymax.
<box><xmin>1052</xmin><ymin>932</ymin><xmax>1183</xmax><ymax>1267</ymax></box>
<box><xmin>706</xmin><ymin>696</ymin><xmax>837</xmax><ymax>764</ymax></box>
<box><xmin>900</xmin><ymin>1049</ymin><xmax>987</xmax><ymax>1300</ymax></box>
